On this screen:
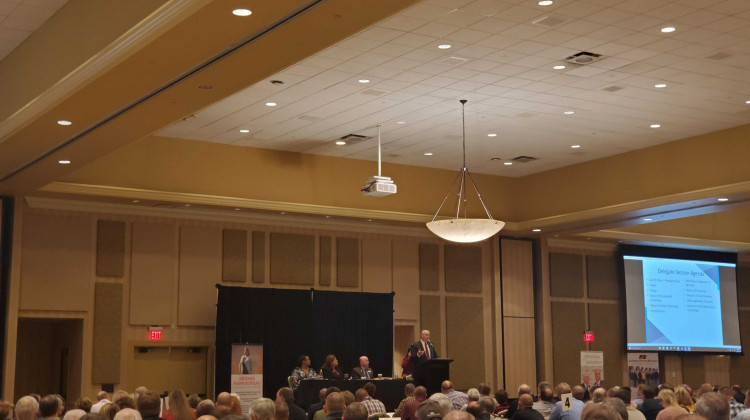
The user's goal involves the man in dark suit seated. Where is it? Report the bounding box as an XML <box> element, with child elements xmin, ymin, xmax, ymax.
<box><xmin>512</xmin><ymin>395</ymin><xmax>544</xmax><ymax>420</ymax></box>
<box><xmin>351</xmin><ymin>356</ymin><xmax>375</xmax><ymax>380</ymax></box>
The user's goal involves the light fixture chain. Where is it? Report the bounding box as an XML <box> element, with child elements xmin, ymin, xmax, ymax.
<box><xmin>465</xmin><ymin>169</ymin><xmax>494</xmax><ymax>220</ymax></box>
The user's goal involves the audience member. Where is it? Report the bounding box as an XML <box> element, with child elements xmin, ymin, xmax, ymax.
<box><xmin>188</xmin><ymin>396</ymin><xmax>202</xmax><ymax>411</ymax></box>
<box><xmin>40</xmin><ymin>395</ymin><xmax>63</xmax><ymax>420</ymax></box>
<box><xmin>351</xmin><ymin>357</ymin><xmax>374</xmax><ymax>380</ymax></box>
<box><xmin>196</xmin><ymin>401</ymin><xmax>215</xmax><ymax>418</ymax></box>
<box><xmin>313</xmin><ymin>389</ymin><xmax>342</xmax><ymax>420</ymax></box>
<box><xmin>212</xmin><ymin>407</ymin><xmax>232</xmax><ymax>420</ymax></box>
<box><xmin>511</xmin><ymin>395</ymin><xmax>544</xmax><ymax>420</ymax></box>
<box><xmin>402</xmin><ymin>387</ymin><xmax>428</xmax><ymax>420</ymax></box>
<box><xmin>81</xmin><ymin>414</ymin><xmax>108</xmax><ymax>420</ymax></box>
<box><xmin>442</xmin><ymin>381</ymin><xmax>469</xmax><ymax>411</ymax></box>
<box><xmin>101</xmin><ymin>403</ymin><xmax>121</xmax><ymax>420</ymax></box>
<box><xmin>249</xmin><ymin>399</ymin><xmax>276</xmax><ymax>420</ymax></box>
<box><xmin>229</xmin><ymin>396</ymin><xmax>242</xmax><ymax>416</ymax></box>
<box><xmin>163</xmin><ymin>390</ymin><xmax>195</xmax><ymax>420</ymax></box>
<box><xmin>137</xmin><ymin>392</ymin><xmax>164</xmax><ymax>420</ymax></box>
<box><xmin>443</xmin><ymin>411</ymin><xmax>473</xmax><ymax>420</ymax></box>
<box><xmin>16</xmin><ymin>397</ymin><xmax>40</xmax><ymax>420</ymax></box>
<box><xmin>92</xmin><ymin>393</ymin><xmax>112</xmax><ymax>415</ymax></box>
<box><xmin>417</xmin><ymin>400</ymin><xmax>443</xmax><ymax>420</ymax></box>
<box><xmin>613</xmin><ymin>389</ymin><xmax>645</xmax><ymax>420</ymax></box>
<box><xmin>277</xmin><ymin>388</ymin><xmax>306</xmax><ymax>420</ymax></box>
<box><xmin>478</xmin><ymin>385</ymin><xmax>496</xmax><ymax>406</ymax></box>
<box><xmin>341</xmin><ymin>392</ymin><xmax>355</xmax><ymax>408</ymax></box>
<box><xmin>590</xmin><ymin>389</ymin><xmax>607</xmax><ymax>405</ymax></box>
<box><xmin>0</xmin><ymin>401</ymin><xmax>14</xmax><ymax>420</ymax></box>
<box><xmin>76</xmin><ymin>398</ymin><xmax>93</xmax><ymax>413</ymax></box>
<box><xmin>549</xmin><ymin>385</ymin><xmax>585</xmax><ymax>420</ymax></box>
<box><xmin>323</xmin><ymin>393</ymin><xmax>345</xmax><ymax>420</ymax></box>
<box><xmin>354</xmin><ymin>389</ymin><xmax>384</xmax><ymax>416</ymax></box>
<box><xmin>463</xmin><ymin>389</ymin><xmax>480</xmax><ymax>411</ymax></box>
<box><xmin>275</xmin><ymin>401</ymin><xmax>289</xmax><ymax>420</ymax></box>
<box><xmin>196</xmin><ymin>416</ymin><xmax>217</xmax><ymax>420</ymax></box>
<box><xmin>658</xmin><ymin>390</ymin><xmax>680</xmax><ymax>410</ymax></box>
<box><xmin>216</xmin><ymin>394</ymin><xmax>233</xmax><ymax>410</ymax></box>
<box><xmin>581</xmin><ymin>403</ymin><xmax>622</xmax><ymax>420</ymax></box>
<box><xmin>694</xmin><ymin>393</ymin><xmax>729</xmax><ymax>420</ymax></box>
<box><xmin>308</xmin><ymin>389</ymin><xmax>327</xmax><ymax>420</ymax></box>
<box><xmin>134</xmin><ymin>388</ymin><xmax>149</xmax><ymax>399</ymax></box>
<box><xmin>674</xmin><ymin>388</ymin><xmax>693</xmax><ymax>413</ymax></box>
<box><xmin>732</xmin><ymin>387</ymin><xmax>746</xmax><ymax>405</ymax></box>
<box><xmin>533</xmin><ymin>385</ymin><xmax>556</xmax><ymax>417</ymax></box>
<box><xmin>719</xmin><ymin>388</ymin><xmax>745</xmax><ymax>420</ymax></box>
<box><xmin>696</xmin><ymin>385</ymin><xmax>715</xmax><ymax>401</ymax></box>
<box><xmin>494</xmin><ymin>390</ymin><xmax>509</xmax><ymax>415</ymax></box>
<box><xmin>655</xmin><ymin>408</ymin><xmax>687</xmax><ymax>420</ymax></box>
<box><xmin>602</xmin><ymin>398</ymin><xmax>628</xmax><ymax>420</ymax></box>
<box><xmin>429</xmin><ymin>394</ymin><xmax>452</xmax><ymax>417</ymax></box>
<box><xmin>638</xmin><ymin>386</ymin><xmax>663</xmax><ymax>420</ymax></box>
<box><xmin>341</xmin><ymin>403</ymin><xmax>368</xmax><ymax>420</ymax></box>
<box><xmin>507</xmin><ymin>385</ymin><xmax>533</xmax><ymax>419</ymax></box>
<box><xmin>64</xmin><ymin>410</ymin><xmax>88</xmax><ymax>420</ymax></box>
<box><xmin>114</xmin><ymin>409</ymin><xmax>143</xmax><ymax>420</ymax></box>
<box><xmin>395</xmin><ymin>384</ymin><xmax>416</xmax><ymax>417</ymax></box>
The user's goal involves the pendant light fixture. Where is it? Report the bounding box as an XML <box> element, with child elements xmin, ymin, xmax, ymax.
<box><xmin>426</xmin><ymin>100</ymin><xmax>504</xmax><ymax>243</ymax></box>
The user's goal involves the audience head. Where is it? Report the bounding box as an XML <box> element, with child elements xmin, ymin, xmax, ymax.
<box><xmin>478</xmin><ymin>385</ymin><xmax>491</xmax><ymax>397</ymax></box>
<box><xmin>572</xmin><ymin>386</ymin><xmax>586</xmax><ymax>401</ymax></box>
<box><xmin>96</xmin><ymin>392</ymin><xmax>109</xmax><ymax>402</ymax></box>
<box><xmin>197</xmin><ymin>416</ymin><xmax>217</xmax><ymax>420</ymax></box>
<box><xmin>658</xmin><ymin>408</ymin><xmax>689</xmax><ymax>420</ymax></box>
<box><xmin>429</xmin><ymin>393</ymin><xmax>451</xmax><ymax>416</ymax></box>
<box><xmin>276</xmin><ymin>388</ymin><xmax>294</xmax><ymax>404</ymax></box>
<box><xmin>417</xmin><ymin>400</ymin><xmax>443</xmax><ymax>420</ymax></box>
<box><xmin>229</xmin><ymin>395</ymin><xmax>242</xmax><ymax>416</ymax></box>
<box><xmin>324</xmin><ymin>393</ymin><xmax>345</xmax><ymax>413</ymax></box>
<box><xmin>442</xmin><ymin>412</ymin><xmax>472</xmax><ymax>420</ymax></box>
<box><xmin>592</xmin><ymin>388</ymin><xmax>607</xmax><ymax>404</ymax></box>
<box><xmin>697</xmin><ymin>384</ymin><xmax>714</xmax><ymax>399</ymax></box>
<box><xmin>274</xmin><ymin>401</ymin><xmax>288</xmax><ymax>420</ymax></box>
<box><xmin>354</xmin><ymin>389</ymin><xmax>368</xmax><ymax>403</ymax></box>
<box><xmin>212</xmin><ymin>406</ymin><xmax>232</xmax><ymax>420</ymax></box>
<box><xmin>441</xmin><ymin>381</ymin><xmax>454</xmax><ymax>393</ymax></box>
<box><xmin>518</xmin><ymin>384</ymin><xmax>531</xmax><ymax>396</ymax></box>
<box><xmin>607</xmin><ymin>387</ymin><xmax>621</xmax><ymax>398</ymax></box>
<box><xmin>363</xmin><ymin>383</ymin><xmax>376</xmax><ymax>398</ymax></box>
<box><xmin>115</xmin><ymin>394</ymin><xmax>135</xmax><ymax>410</ymax></box>
<box><xmin>359</xmin><ymin>356</ymin><xmax>369</xmax><ymax>368</ymax></box>
<box><xmin>196</xmin><ymin>400</ymin><xmax>216</xmax><ymax>418</ymax></box>
<box><xmin>659</xmin><ymin>389</ymin><xmax>679</xmax><ymax>408</ymax></box>
<box><xmin>137</xmin><ymin>392</ymin><xmax>161</xmax><ymax>418</ymax></box>
<box><xmin>0</xmin><ymin>401</ymin><xmax>14</xmax><ymax>420</ymax></box>
<box><xmin>341</xmin><ymin>391</ymin><xmax>355</xmax><ymax>407</ymax></box>
<box><xmin>601</xmin><ymin>398</ymin><xmax>627</xmax><ymax>420</ymax></box>
<box><xmin>467</xmin><ymin>389</ymin><xmax>480</xmax><ymax>402</ymax></box>
<box><xmin>478</xmin><ymin>397</ymin><xmax>494</xmax><ymax>414</ymax></box>
<box><xmin>405</xmin><ymin>384</ymin><xmax>416</xmax><ymax>397</ymax></box>
<box><xmin>188</xmin><ymin>395</ymin><xmax>202</xmax><ymax>410</ymax></box>
<box><xmin>342</xmin><ymin>403</ymin><xmax>368</xmax><ymax>420</ymax></box>
<box><xmin>494</xmin><ymin>390</ymin><xmax>508</xmax><ymax>404</ymax></box>
<box><xmin>674</xmin><ymin>387</ymin><xmax>692</xmax><ymax>408</ymax></box>
<box><xmin>134</xmin><ymin>387</ymin><xmax>149</xmax><ymax>398</ymax></box>
<box><xmin>642</xmin><ymin>386</ymin><xmax>657</xmax><ymax>400</ymax></box>
<box><xmin>557</xmin><ymin>383</ymin><xmax>572</xmax><ymax>398</ymax></box>
<box><xmin>216</xmin><ymin>393</ymin><xmax>233</xmax><ymax>408</ymax></box>
<box><xmin>465</xmin><ymin>403</ymin><xmax>482</xmax><ymax>419</ymax></box>
<box><xmin>326</xmin><ymin>388</ymin><xmax>341</xmax><ymax>397</ymax></box>
<box><xmin>76</xmin><ymin>398</ymin><xmax>93</xmax><ymax>413</ymax></box>
<box><xmin>613</xmin><ymin>390</ymin><xmax>631</xmax><ymax>405</ymax></box>
<box><xmin>113</xmin><ymin>409</ymin><xmax>142</xmax><ymax>420</ymax></box>
<box><xmin>319</xmin><ymin>389</ymin><xmax>328</xmax><ymax>403</ymax></box>
<box><xmin>81</xmin><ymin>414</ymin><xmax>107</xmax><ymax>420</ymax></box>
<box><xmin>518</xmin><ymin>394</ymin><xmax>534</xmax><ymax>410</ymax></box>
<box><xmin>415</xmin><ymin>387</ymin><xmax>428</xmax><ymax>399</ymax></box>
<box><xmin>660</xmin><ymin>384</ymin><xmax>674</xmax><ymax>392</ymax></box>
<box><xmin>538</xmin><ymin>382</ymin><xmax>552</xmax><ymax>396</ymax></box>
<box><xmin>100</xmin><ymin>403</ymin><xmax>121</xmax><ymax>420</ymax></box>
<box><xmin>322</xmin><ymin>354</ymin><xmax>338</xmax><ymax>370</ymax></box>
<box><xmin>64</xmin><ymin>410</ymin><xmax>88</xmax><ymax>420</ymax></box>
<box><xmin>16</xmin><ymin>397</ymin><xmax>40</xmax><ymax>420</ymax></box>
<box><xmin>40</xmin><ymin>395</ymin><xmax>62</xmax><ymax>418</ymax></box>
<box><xmin>580</xmin><ymin>402</ymin><xmax>622</xmax><ymax>420</ymax></box>
<box><xmin>694</xmin><ymin>392</ymin><xmax>729</xmax><ymax>420</ymax></box>
<box><xmin>249</xmin><ymin>398</ymin><xmax>275</xmax><ymax>420</ymax></box>
<box><xmin>540</xmin><ymin>387</ymin><xmax>554</xmax><ymax>402</ymax></box>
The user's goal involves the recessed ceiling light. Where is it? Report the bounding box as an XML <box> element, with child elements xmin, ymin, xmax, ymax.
<box><xmin>438</xmin><ymin>44</ymin><xmax>452</xmax><ymax>49</ymax></box>
<box><xmin>367</xmin><ymin>219</ymin><xmax>373</xmax><ymax>222</ymax></box>
<box><xmin>745</xmin><ymin>100</ymin><xmax>750</xmax><ymax>104</ymax></box>
<box><xmin>504</xmin><ymin>162</ymin><xmax>513</xmax><ymax>166</ymax></box>
<box><xmin>132</xmin><ymin>200</ymin><xmax>140</xmax><ymax>203</ymax></box>
<box><xmin>57</xmin><ymin>120</ymin><xmax>72</xmax><ymax>126</ymax></box>
<box><xmin>571</xmin><ymin>145</ymin><xmax>581</xmax><ymax>149</ymax></box>
<box><xmin>650</xmin><ymin>124</ymin><xmax>661</xmax><ymax>128</ymax></box>
<box><xmin>538</xmin><ymin>0</ymin><xmax>553</xmax><ymax>5</ymax></box>
<box><xmin>232</xmin><ymin>8</ymin><xmax>252</xmax><ymax>16</ymax></box>
<box><xmin>424</xmin><ymin>152</ymin><xmax>433</xmax><ymax>156</ymax></box>
<box><xmin>234</xmin><ymin>208</ymin><xmax>241</xmax><ymax>211</ymax></box>
<box><xmin>491</xmin><ymin>157</ymin><xmax>501</xmax><ymax>161</ymax></box>
<box><xmin>239</xmin><ymin>129</ymin><xmax>250</xmax><ymax>133</ymax></box>
<box><xmin>643</xmin><ymin>218</ymin><xmax>653</xmax><ymax>221</ymax></box>
<box><xmin>396</xmin><ymin>121</ymin><xmax>406</xmax><ymax>124</ymax></box>
<box><xmin>532</xmin><ymin>228</ymin><xmax>542</xmax><ymax>232</ymax></box>
<box><xmin>358</xmin><ymin>79</ymin><xmax>370</xmax><ymax>84</ymax></box>
<box><xmin>58</xmin><ymin>159</ymin><xmax>71</xmax><ymax>164</ymax></box>
<box><xmin>654</xmin><ymin>83</ymin><xmax>667</xmax><ymax>88</ymax></box>
<box><xmin>335</xmin><ymin>141</ymin><xmax>346</xmax><ymax>145</ymax></box>
<box><xmin>563</xmin><ymin>111</ymin><xmax>575</xmax><ymax>115</ymax></box>
<box><xmin>661</xmin><ymin>26</ymin><xmax>676</xmax><ymax>33</ymax></box>
<box><xmin>280</xmin><ymin>212</ymin><xmax>286</xmax><ymax>215</ymax></box>
<box><xmin>184</xmin><ymin>204</ymin><xmax>191</xmax><ymax>207</ymax></box>
<box><xmin>487</xmin><ymin>133</ymin><xmax>497</xmax><ymax>137</ymax></box>
<box><xmin>265</xmin><ymin>102</ymin><xmax>277</xmax><ymax>107</ymax></box>
<box><xmin>718</xmin><ymin>198</ymin><xmax>729</xmax><ymax>202</ymax></box>
<box><xmin>325</xmin><ymin>215</ymin><xmax>331</xmax><ymax>219</ymax></box>
<box><xmin>553</xmin><ymin>65</ymin><xmax>566</xmax><ymax>70</ymax></box>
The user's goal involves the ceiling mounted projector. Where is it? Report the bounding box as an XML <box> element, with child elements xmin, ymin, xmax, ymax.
<box><xmin>361</xmin><ymin>124</ymin><xmax>397</xmax><ymax>197</ymax></box>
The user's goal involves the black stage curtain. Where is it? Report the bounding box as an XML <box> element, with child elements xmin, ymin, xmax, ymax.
<box><xmin>215</xmin><ymin>286</ymin><xmax>394</xmax><ymax>399</ymax></box>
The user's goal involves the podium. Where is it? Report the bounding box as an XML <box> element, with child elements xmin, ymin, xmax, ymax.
<box><xmin>414</xmin><ymin>358</ymin><xmax>453</xmax><ymax>395</ymax></box>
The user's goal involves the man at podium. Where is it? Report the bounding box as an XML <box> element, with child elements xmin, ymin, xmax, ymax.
<box><xmin>410</xmin><ymin>330</ymin><xmax>438</xmax><ymax>365</ymax></box>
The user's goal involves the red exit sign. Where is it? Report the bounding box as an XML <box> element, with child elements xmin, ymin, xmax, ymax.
<box><xmin>583</xmin><ymin>331</ymin><xmax>594</xmax><ymax>343</ymax></box>
<box><xmin>149</xmin><ymin>327</ymin><xmax>163</xmax><ymax>341</ymax></box>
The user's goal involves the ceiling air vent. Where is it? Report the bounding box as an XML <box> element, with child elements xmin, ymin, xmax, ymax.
<box><xmin>339</xmin><ymin>133</ymin><xmax>371</xmax><ymax>144</ymax></box>
<box><xmin>706</xmin><ymin>51</ymin><xmax>732</xmax><ymax>60</ymax></box>
<box><xmin>512</xmin><ymin>156</ymin><xmax>538</xmax><ymax>163</ymax></box>
<box><xmin>565</xmin><ymin>51</ymin><xmax>603</xmax><ymax>65</ymax></box>
<box><xmin>601</xmin><ymin>85</ymin><xmax>624</xmax><ymax>93</ymax></box>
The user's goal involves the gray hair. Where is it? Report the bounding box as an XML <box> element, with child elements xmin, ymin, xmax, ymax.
<box><xmin>63</xmin><ymin>409</ymin><xmax>87</xmax><ymax>420</ymax></box>
<box><xmin>694</xmin><ymin>392</ymin><xmax>730</xmax><ymax>420</ymax></box>
<box><xmin>16</xmin><ymin>396</ymin><xmax>39</xmax><ymax>420</ymax></box>
<box><xmin>114</xmin><ymin>408</ymin><xmax>143</xmax><ymax>420</ymax></box>
<box><xmin>249</xmin><ymin>398</ymin><xmax>276</xmax><ymax>420</ymax></box>
<box><xmin>467</xmin><ymin>389</ymin><xmax>480</xmax><ymax>401</ymax></box>
<box><xmin>429</xmin><ymin>393</ymin><xmax>452</xmax><ymax>416</ymax></box>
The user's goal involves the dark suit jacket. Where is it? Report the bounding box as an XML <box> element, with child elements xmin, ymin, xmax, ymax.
<box><xmin>321</xmin><ymin>366</ymin><xmax>343</xmax><ymax>380</ymax></box>
<box><xmin>351</xmin><ymin>366</ymin><xmax>374</xmax><ymax>379</ymax></box>
<box><xmin>511</xmin><ymin>408</ymin><xmax>544</xmax><ymax>420</ymax></box>
<box><xmin>410</xmin><ymin>340</ymin><xmax>438</xmax><ymax>366</ymax></box>
<box><xmin>307</xmin><ymin>402</ymin><xmax>324</xmax><ymax>420</ymax></box>
<box><xmin>638</xmin><ymin>399</ymin><xmax>664</xmax><ymax>420</ymax></box>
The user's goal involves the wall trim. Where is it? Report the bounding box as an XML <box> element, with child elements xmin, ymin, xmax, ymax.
<box><xmin>584</xmin><ymin>230</ymin><xmax>750</xmax><ymax>252</ymax></box>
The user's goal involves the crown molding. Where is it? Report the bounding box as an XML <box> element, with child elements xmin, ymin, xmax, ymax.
<box><xmin>583</xmin><ymin>230</ymin><xmax>750</xmax><ymax>252</ymax></box>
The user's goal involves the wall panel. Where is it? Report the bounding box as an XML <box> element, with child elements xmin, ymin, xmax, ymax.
<box><xmin>179</xmin><ymin>226</ymin><xmax>221</xmax><ymax>326</ymax></box>
<box><xmin>393</xmin><ymin>241</ymin><xmax>419</xmax><ymax>321</ymax></box>
<box><xmin>682</xmin><ymin>354</ymin><xmax>705</xmax><ymax>388</ymax></box>
<box><xmin>252</xmin><ymin>231</ymin><xmax>265</xmax><ymax>284</ymax></box>
<box><xmin>420</xmin><ymin>295</ymin><xmax>441</xmax><ymax>355</ymax></box>
<box><xmin>20</xmin><ymin>213</ymin><xmax>92</xmax><ymax>311</ymax></box>
<box><xmin>337</xmin><ymin>237</ymin><xmax>359</xmax><ymax>287</ymax></box>
<box><xmin>501</xmin><ymin>239</ymin><xmax>534</xmax><ymax>317</ymax></box>
<box><xmin>130</xmin><ymin>222</ymin><xmax>177</xmax><ymax>325</ymax></box>
<box><xmin>446</xmin><ymin>296</ymin><xmax>485</xmax><ymax>390</ymax></box>
<box><xmin>92</xmin><ymin>282</ymin><xmax>122</xmax><ymax>383</ymax></box>
<box><xmin>586</xmin><ymin>255</ymin><xmax>618</xmax><ymax>299</ymax></box>
<box><xmin>362</xmin><ymin>238</ymin><xmax>391</xmax><ymax>293</ymax></box>
<box><xmin>704</xmin><ymin>355</ymin><xmax>729</xmax><ymax>386</ymax></box>
<box><xmin>549</xmin><ymin>253</ymin><xmax>584</xmax><ymax>298</ymax></box>
<box><xmin>588</xmin><ymin>303</ymin><xmax>623</xmax><ymax>387</ymax></box>
<box><xmin>730</xmin><ymin>310</ymin><xmax>750</xmax><ymax>388</ymax></box>
<box><xmin>270</xmin><ymin>233</ymin><xmax>314</xmax><ymax>285</ymax></box>
<box><xmin>319</xmin><ymin>236</ymin><xmax>332</xmax><ymax>286</ymax></box>
<box><xmin>551</xmin><ymin>301</ymin><xmax>586</xmax><ymax>385</ymax></box>
<box><xmin>222</xmin><ymin>229</ymin><xmax>246</xmax><ymax>283</ymax></box>
<box><xmin>503</xmin><ymin>317</ymin><xmax>536</xmax><ymax>395</ymax></box>
<box><xmin>445</xmin><ymin>245</ymin><xmax>482</xmax><ymax>292</ymax></box>
<box><xmin>419</xmin><ymin>243</ymin><xmax>439</xmax><ymax>291</ymax></box>
<box><xmin>96</xmin><ymin>220</ymin><xmax>125</xmax><ymax>278</ymax></box>
<box><xmin>663</xmin><ymin>355</ymin><xmax>683</xmax><ymax>385</ymax></box>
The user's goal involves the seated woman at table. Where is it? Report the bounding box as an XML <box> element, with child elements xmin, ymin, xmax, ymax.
<box><xmin>320</xmin><ymin>354</ymin><xmax>343</xmax><ymax>379</ymax></box>
<box><xmin>290</xmin><ymin>355</ymin><xmax>320</xmax><ymax>389</ymax></box>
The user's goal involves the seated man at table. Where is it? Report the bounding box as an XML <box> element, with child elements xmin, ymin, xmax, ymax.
<box><xmin>403</xmin><ymin>387</ymin><xmax>428</xmax><ymax>420</ymax></box>
<box><xmin>355</xmin><ymin>389</ymin><xmax>385</xmax><ymax>416</ymax></box>
<box><xmin>351</xmin><ymin>356</ymin><xmax>375</xmax><ymax>380</ymax></box>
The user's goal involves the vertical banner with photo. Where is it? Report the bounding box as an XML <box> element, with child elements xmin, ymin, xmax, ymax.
<box><xmin>627</xmin><ymin>353</ymin><xmax>659</xmax><ymax>398</ymax></box>
<box><xmin>580</xmin><ymin>351</ymin><xmax>604</xmax><ymax>391</ymax></box>
<box><xmin>231</xmin><ymin>344</ymin><xmax>263</xmax><ymax>409</ymax></box>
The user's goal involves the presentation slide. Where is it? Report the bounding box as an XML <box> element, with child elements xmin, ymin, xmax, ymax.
<box><xmin>624</xmin><ymin>254</ymin><xmax>741</xmax><ymax>353</ymax></box>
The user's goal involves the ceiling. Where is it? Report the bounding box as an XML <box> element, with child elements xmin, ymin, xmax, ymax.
<box><xmin>0</xmin><ymin>0</ymin><xmax>68</xmax><ymax>61</ymax></box>
<box><xmin>158</xmin><ymin>0</ymin><xmax>750</xmax><ymax>177</ymax></box>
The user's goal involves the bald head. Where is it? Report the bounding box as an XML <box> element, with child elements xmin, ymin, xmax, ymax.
<box><xmin>518</xmin><ymin>385</ymin><xmax>531</xmax><ymax>396</ymax></box>
<box><xmin>415</xmin><ymin>387</ymin><xmax>428</xmax><ymax>398</ymax></box>
<box><xmin>441</xmin><ymin>381</ymin><xmax>454</xmax><ymax>392</ymax></box>
<box><xmin>572</xmin><ymin>386</ymin><xmax>586</xmax><ymax>401</ymax></box>
<box><xmin>217</xmin><ymin>392</ymin><xmax>233</xmax><ymax>408</ymax></box>
<box><xmin>198</xmin><ymin>416</ymin><xmax>218</xmax><ymax>420</ymax></box>
<box><xmin>114</xmin><ymin>408</ymin><xmax>143</xmax><ymax>420</ymax></box>
<box><xmin>443</xmin><ymin>411</ymin><xmax>474</xmax><ymax>420</ymax></box>
<box><xmin>325</xmin><ymin>393</ymin><xmax>345</xmax><ymax>413</ymax></box>
<box><xmin>518</xmin><ymin>395</ymin><xmax>534</xmax><ymax>410</ymax></box>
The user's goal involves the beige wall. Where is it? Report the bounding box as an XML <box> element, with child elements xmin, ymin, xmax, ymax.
<box><xmin>3</xmin><ymin>196</ymin><xmax>514</xmax><ymax>400</ymax></box>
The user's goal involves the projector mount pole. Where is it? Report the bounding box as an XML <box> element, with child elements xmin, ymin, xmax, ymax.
<box><xmin>377</xmin><ymin>124</ymin><xmax>382</xmax><ymax>178</ymax></box>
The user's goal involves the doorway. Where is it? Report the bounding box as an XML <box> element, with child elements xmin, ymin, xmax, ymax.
<box><xmin>131</xmin><ymin>346</ymin><xmax>208</xmax><ymax>396</ymax></box>
<box><xmin>14</xmin><ymin>318</ymin><xmax>83</xmax><ymax>403</ymax></box>
<box><xmin>394</xmin><ymin>325</ymin><xmax>415</xmax><ymax>377</ymax></box>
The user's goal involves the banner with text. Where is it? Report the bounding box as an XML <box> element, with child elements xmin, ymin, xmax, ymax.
<box><xmin>627</xmin><ymin>353</ymin><xmax>659</xmax><ymax>398</ymax></box>
<box><xmin>231</xmin><ymin>344</ymin><xmax>263</xmax><ymax>409</ymax></box>
<box><xmin>580</xmin><ymin>351</ymin><xmax>604</xmax><ymax>390</ymax></box>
